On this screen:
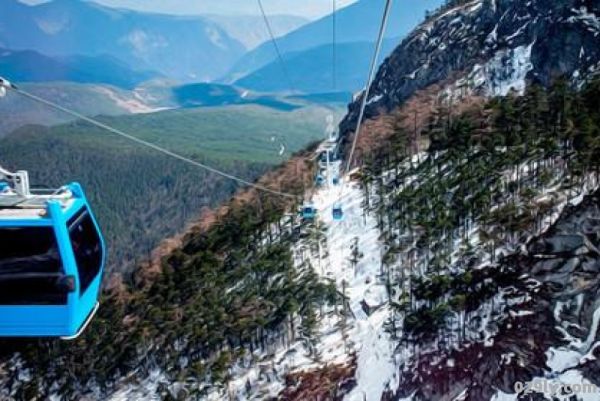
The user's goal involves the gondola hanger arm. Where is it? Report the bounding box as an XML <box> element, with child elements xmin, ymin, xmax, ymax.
<box><xmin>0</xmin><ymin>165</ymin><xmax>31</xmax><ymax>197</ymax></box>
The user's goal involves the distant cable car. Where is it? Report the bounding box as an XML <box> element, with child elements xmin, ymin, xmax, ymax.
<box><xmin>301</xmin><ymin>204</ymin><xmax>317</xmax><ymax>220</ymax></box>
<box><xmin>0</xmin><ymin>168</ymin><xmax>105</xmax><ymax>339</ymax></box>
<box><xmin>332</xmin><ymin>176</ymin><xmax>340</xmax><ymax>186</ymax></box>
<box><xmin>332</xmin><ymin>203</ymin><xmax>344</xmax><ymax>221</ymax></box>
<box><xmin>315</xmin><ymin>174</ymin><xmax>326</xmax><ymax>186</ymax></box>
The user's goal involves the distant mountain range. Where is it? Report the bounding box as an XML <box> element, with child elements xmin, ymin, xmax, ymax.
<box><xmin>203</xmin><ymin>14</ymin><xmax>308</xmax><ymax>51</ymax></box>
<box><xmin>0</xmin><ymin>48</ymin><xmax>159</xmax><ymax>89</ymax></box>
<box><xmin>0</xmin><ymin>0</ymin><xmax>245</xmax><ymax>82</ymax></box>
<box><xmin>226</xmin><ymin>0</ymin><xmax>444</xmax><ymax>89</ymax></box>
<box><xmin>234</xmin><ymin>39</ymin><xmax>400</xmax><ymax>94</ymax></box>
<box><xmin>0</xmin><ymin>0</ymin><xmax>445</xmax><ymax>95</ymax></box>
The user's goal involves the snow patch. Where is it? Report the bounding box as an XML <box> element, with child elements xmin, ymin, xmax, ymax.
<box><xmin>34</xmin><ymin>16</ymin><xmax>69</xmax><ymax>35</ymax></box>
<box><xmin>121</xmin><ymin>30</ymin><xmax>168</xmax><ymax>55</ymax></box>
<box><xmin>205</xmin><ymin>26</ymin><xmax>227</xmax><ymax>50</ymax></box>
<box><xmin>481</xmin><ymin>42</ymin><xmax>535</xmax><ymax>96</ymax></box>
<box><xmin>367</xmin><ymin>94</ymin><xmax>383</xmax><ymax>105</ymax></box>
<box><xmin>95</xmin><ymin>87</ymin><xmax>169</xmax><ymax>114</ymax></box>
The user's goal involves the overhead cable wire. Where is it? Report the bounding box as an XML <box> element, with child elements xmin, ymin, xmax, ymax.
<box><xmin>344</xmin><ymin>0</ymin><xmax>394</xmax><ymax>175</ymax></box>
<box><xmin>256</xmin><ymin>0</ymin><xmax>295</xmax><ymax>93</ymax></box>
<box><xmin>332</xmin><ymin>0</ymin><xmax>337</xmax><ymax>90</ymax></box>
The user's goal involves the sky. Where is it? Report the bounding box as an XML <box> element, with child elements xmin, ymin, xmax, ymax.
<box><xmin>18</xmin><ymin>0</ymin><xmax>359</xmax><ymax>19</ymax></box>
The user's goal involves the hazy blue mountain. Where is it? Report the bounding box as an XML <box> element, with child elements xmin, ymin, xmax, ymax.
<box><xmin>0</xmin><ymin>48</ymin><xmax>158</xmax><ymax>89</ymax></box>
<box><xmin>204</xmin><ymin>14</ymin><xmax>308</xmax><ymax>50</ymax></box>
<box><xmin>225</xmin><ymin>0</ymin><xmax>444</xmax><ymax>81</ymax></box>
<box><xmin>234</xmin><ymin>39</ymin><xmax>399</xmax><ymax>94</ymax></box>
<box><xmin>0</xmin><ymin>0</ymin><xmax>245</xmax><ymax>82</ymax></box>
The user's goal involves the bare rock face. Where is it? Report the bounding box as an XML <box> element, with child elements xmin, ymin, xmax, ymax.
<box><xmin>340</xmin><ymin>0</ymin><xmax>600</xmax><ymax>138</ymax></box>
<box><xmin>528</xmin><ymin>235</ymin><xmax>587</xmax><ymax>256</ymax></box>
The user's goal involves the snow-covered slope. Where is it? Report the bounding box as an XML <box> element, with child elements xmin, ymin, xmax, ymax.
<box><xmin>183</xmin><ymin>162</ymin><xmax>400</xmax><ymax>400</ymax></box>
<box><xmin>182</xmin><ymin>134</ymin><xmax>600</xmax><ymax>401</ymax></box>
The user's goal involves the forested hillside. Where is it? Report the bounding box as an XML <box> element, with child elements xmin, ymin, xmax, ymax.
<box><xmin>0</xmin><ymin>104</ymin><xmax>337</xmax><ymax>274</ymax></box>
<box><xmin>0</xmin><ymin>82</ymin><xmax>160</xmax><ymax>136</ymax></box>
<box><xmin>0</xmin><ymin>147</ymin><xmax>334</xmax><ymax>400</ymax></box>
<box><xmin>359</xmin><ymin>78</ymin><xmax>600</xmax><ymax>400</ymax></box>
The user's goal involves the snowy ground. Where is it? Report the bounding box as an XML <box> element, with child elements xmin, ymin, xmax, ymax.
<box><xmin>230</xmin><ymin>161</ymin><xmax>399</xmax><ymax>399</ymax></box>
<box><xmin>220</xmin><ymin>161</ymin><xmax>400</xmax><ymax>400</ymax></box>
<box><xmin>104</xmin><ymin>160</ymin><xmax>401</xmax><ymax>401</ymax></box>
<box><xmin>104</xmin><ymin>155</ymin><xmax>600</xmax><ymax>401</ymax></box>
<box><xmin>491</xmin><ymin>304</ymin><xmax>600</xmax><ymax>401</ymax></box>
<box><xmin>312</xmin><ymin>165</ymin><xmax>399</xmax><ymax>401</ymax></box>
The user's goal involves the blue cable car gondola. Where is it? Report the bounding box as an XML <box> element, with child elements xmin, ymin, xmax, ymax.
<box><xmin>332</xmin><ymin>176</ymin><xmax>340</xmax><ymax>186</ymax></box>
<box><xmin>301</xmin><ymin>204</ymin><xmax>317</xmax><ymax>220</ymax></box>
<box><xmin>0</xmin><ymin>169</ymin><xmax>105</xmax><ymax>339</ymax></box>
<box><xmin>332</xmin><ymin>203</ymin><xmax>344</xmax><ymax>221</ymax></box>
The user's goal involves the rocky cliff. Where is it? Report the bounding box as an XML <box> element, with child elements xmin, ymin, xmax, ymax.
<box><xmin>341</xmin><ymin>0</ymin><xmax>600</xmax><ymax>136</ymax></box>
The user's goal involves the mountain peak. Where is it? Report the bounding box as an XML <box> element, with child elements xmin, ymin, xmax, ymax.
<box><xmin>340</xmin><ymin>0</ymin><xmax>600</xmax><ymax>136</ymax></box>
<box><xmin>0</xmin><ymin>0</ymin><xmax>245</xmax><ymax>81</ymax></box>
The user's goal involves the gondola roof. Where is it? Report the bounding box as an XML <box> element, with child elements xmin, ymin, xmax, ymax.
<box><xmin>0</xmin><ymin>190</ymin><xmax>79</xmax><ymax>221</ymax></box>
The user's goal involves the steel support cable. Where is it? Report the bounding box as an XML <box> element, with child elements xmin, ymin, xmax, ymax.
<box><xmin>257</xmin><ymin>0</ymin><xmax>295</xmax><ymax>93</ymax></box>
<box><xmin>343</xmin><ymin>0</ymin><xmax>394</xmax><ymax>177</ymax></box>
<box><xmin>332</xmin><ymin>0</ymin><xmax>337</xmax><ymax>90</ymax></box>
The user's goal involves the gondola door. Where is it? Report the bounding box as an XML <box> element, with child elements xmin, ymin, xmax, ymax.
<box><xmin>61</xmin><ymin>199</ymin><xmax>105</xmax><ymax>339</ymax></box>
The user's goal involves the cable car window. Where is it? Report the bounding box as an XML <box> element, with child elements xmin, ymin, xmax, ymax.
<box><xmin>69</xmin><ymin>208</ymin><xmax>102</xmax><ymax>295</ymax></box>
<box><xmin>0</xmin><ymin>227</ymin><xmax>67</xmax><ymax>305</ymax></box>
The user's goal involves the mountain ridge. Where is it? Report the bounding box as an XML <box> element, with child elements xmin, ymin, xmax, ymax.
<box><xmin>202</xmin><ymin>14</ymin><xmax>308</xmax><ymax>50</ymax></box>
<box><xmin>224</xmin><ymin>0</ymin><xmax>445</xmax><ymax>83</ymax></box>
<box><xmin>0</xmin><ymin>47</ymin><xmax>159</xmax><ymax>89</ymax></box>
<box><xmin>233</xmin><ymin>39</ymin><xmax>400</xmax><ymax>94</ymax></box>
<box><xmin>0</xmin><ymin>0</ymin><xmax>245</xmax><ymax>81</ymax></box>
<box><xmin>340</xmin><ymin>0</ymin><xmax>600</xmax><ymax>140</ymax></box>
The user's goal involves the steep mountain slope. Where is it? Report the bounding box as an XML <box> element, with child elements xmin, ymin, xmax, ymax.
<box><xmin>210</xmin><ymin>80</ymin><xmax>600</xmax><ymax>401</ymax></box>
<box><xmin>225</xmin><ymin>0</ymin><xmax>444</xmax><ymax>82</ymax></box>
<box><xmin>2</xmin><ymin>79</ymin><xmax>599</xmax><ymax>401</ymax></box>
<box><xmin>0</xmin><ymin>48</ymin><xmax>159</xmax><ymax>89</ymax></box>
<box><xmin>341</xmin><ymin>0</ymin><xmax>600</xmax><ymax>136</ymax></box>
<box><xmin>203</xmin><ymin>14</ymin><xmax>308</xmax><ymax>50</ymax></box>
<box><xmin>366</xmin><ymin>83</ymin><xmax>600</xmax><ymax>401</ymax></box>
<box><xmin>0</xmin><ymin>0</ymin><xmax>245</xmax><ymax>81</ymax></box>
